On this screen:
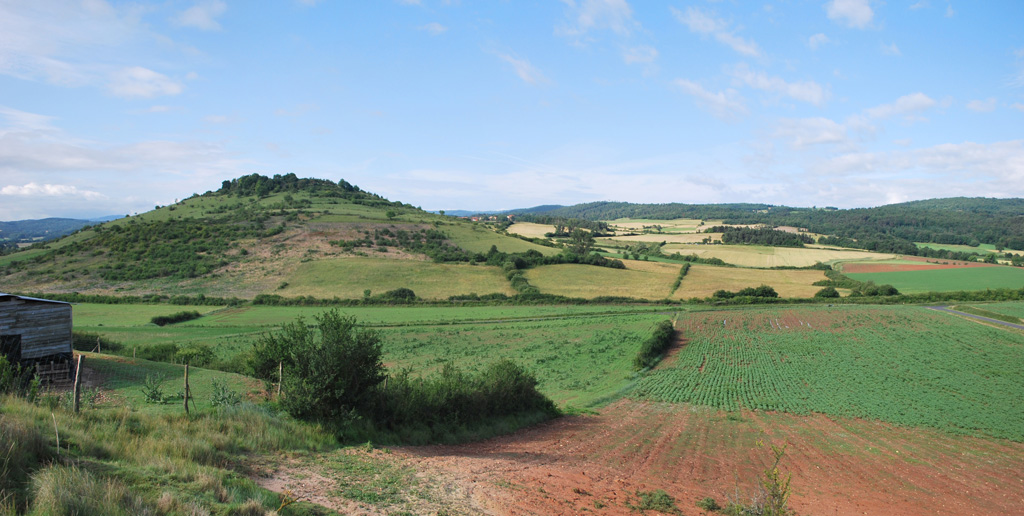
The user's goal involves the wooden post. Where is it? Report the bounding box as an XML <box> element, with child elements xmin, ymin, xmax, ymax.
<box><xmin>72</xmin><ymin>355</ymin><xmax>84</xmax><ymax>413</ymax></box>
<box><xmin>184</xmin><ymin>364</ymin><xmax>190</xmax><ymax>416</ymax></box>
<box><xmin>276</xmin><ymin>361</ymin><xmax>283</xmax><ymax>398</ymax></box>
<box><xmin>97</xmin><ymin>336</ymin><xmax>101</xmax><ymax>354</ymax></box>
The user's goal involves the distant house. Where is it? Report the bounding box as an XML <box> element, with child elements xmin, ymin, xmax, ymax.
<box><xmin>0</xmin><ymin>293</ymin><xmax>73</xmax><ymax>368</ymax></box>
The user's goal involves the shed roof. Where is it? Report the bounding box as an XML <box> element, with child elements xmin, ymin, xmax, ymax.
<box><xmin>0</xmin><ymin>293</ymin><xmax>71</xmax><ymax>305</ymax></box>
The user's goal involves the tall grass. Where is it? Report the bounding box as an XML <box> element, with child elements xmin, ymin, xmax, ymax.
<box><xmin>0</xmin><ymin>396</ymin><xmax>335</xmax><ymax>515</ymax></box>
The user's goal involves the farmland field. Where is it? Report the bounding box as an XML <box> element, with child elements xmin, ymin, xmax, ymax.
<box><xmin>846</xmin><ymin>265</ymin><xmax>1024</xmax><ymax>292</ymax></box>
<box><xmin>505</xmin><ymin>222</ymin><xmax>555</xmax><ymax>239</ymax></box>
<box><xmin>657</xmin><ymin>244</ymin><xmax>894</xmax><ymax>268</ymax></box>
<box><xmin>967</xmin><ymin>301</ymin><xmax>1024</xmax><ymax>320</ymax></box>
<box><xmin>634</xmin><ymin>305</ymin><xmax>1024</xmax><ymax>440</ymax></box>
<box><xmin>524</xmin><ymin>262</ymin><xmax>680</xmax><ymax>299</ymax></box>
<box><xmin>673</xmin><ymin>264</ymin><xmax>827</xmax><ymax>299</ymax></box>
<box><xmin>443</xmin><ymin>224</ymin><xmax>559</xmax><ymax>256</ymax></box>
<box><xmin>284</xmin><ymin>257</ymin><xmax>516</xmax><ymax>299</ymax></box>
<box><xmin>378</xmin><ymin>313</ymin><xmax>671</xmax><ymax>407</ymax></box>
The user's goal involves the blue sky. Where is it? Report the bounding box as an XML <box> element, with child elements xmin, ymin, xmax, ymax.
<box><xmin>1</xmin><ymin>0</ymin><xmax>1023</xmax><ymax>220</ymax></box>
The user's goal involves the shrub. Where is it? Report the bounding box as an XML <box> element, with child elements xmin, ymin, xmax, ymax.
<box><xmin>252</xmin><ymin>310</ymin><xmax>385</xmax><ymax>421</ymax></box>
<box><xmin>696</xmin><ymin>497</ymin><xmax>721</xmax><ymax>511</ymax></box>
<box><xmin>814</xmin><ymin>286</ymin><xmax>840</xmax><ymax>298</ymax></box>
<box><xmin>634</xmin><ymin>320</ymin><xmax>677</xmax><ymax>370</ymax></box>
<box><xmin>71</xmin><ymin>332</ymin><xmax>123</xmax><ymax>353</ymax></box>
<box><xmin>150</xmin><ymin>310</ymin><xmax>202</xmax><ymax>326</ymax></box>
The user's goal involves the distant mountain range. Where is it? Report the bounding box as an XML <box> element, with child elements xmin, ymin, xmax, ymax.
<box><xmin>0</xmin><ymin>216</ymin><xmax>123</xmax><ymax>244</ymax></box>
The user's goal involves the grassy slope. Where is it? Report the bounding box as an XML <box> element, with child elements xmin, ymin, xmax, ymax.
<box><xmin>525</xmin><ymin>262</ymin><xmax>680</xmax><ymax>299</ymax></box>
<box><xmin>846</xmin><ymin>266</ymin><xmax>1024</xmax><ymax>293</ymax></box>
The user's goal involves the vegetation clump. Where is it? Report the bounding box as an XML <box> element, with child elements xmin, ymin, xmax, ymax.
<box><xmin>150</xmin><ymin>310</ymin><xmax>202</xmax><ymax>326</ymax></box>
<box><xmin>634</xmin><ymin>320</ymin><xmax>677</xmax><ymax>370</ymax></box>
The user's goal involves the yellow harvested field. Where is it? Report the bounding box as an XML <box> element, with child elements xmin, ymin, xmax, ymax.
<box><xmin>673</xmin><ymin>265</ymin><xmax>829</xmax><ymax>299</ymax></box>
<box><xmin>525</xmin><ymin>262</ymin><xmax>680</xmax><ymax>300</ymax></box>
<box><xmin>609</xmin><ymin>233</ymin><xmax>722</xmax><ymax>244</ymax></box>
<box><xmin>659</xmin><ymin>244</ymin><xmax>895</xmax><ymax>268</ymax></box>
<box><xmin>606</xmin><ymin>218</ymin><xmax>713</xmax><ymax>232</ymax></box>
<box><xmin>506</xmin><ymin>222</ymin><xmax>555</xmax><ymax>239</ymax></box>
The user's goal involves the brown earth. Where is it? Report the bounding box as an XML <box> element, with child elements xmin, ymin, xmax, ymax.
<box><xmin>392</xmin><ymin>401</ymin><xmax>1024</xmax><ymax>516</ymax></box>
<box><xmin>842</xmin><ymin>255</ymin><xmax>1000</xmax><ymax>274</ymax></box>
<box><xmin>254</xmin><ymin>399</ymin><xmax>1024</xmax><ymax>515</ymax></box>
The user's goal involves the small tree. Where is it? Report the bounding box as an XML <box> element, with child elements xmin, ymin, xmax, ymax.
<box><xmin>251</xmin><ymin>310</ymin><xmax>385</xmax><ymax>421</ymax></box>
<box><xmin>567</xmin><ymin>228</ymin><xmax>595</xmax><ymax>256</ymax></box>
<box><xmin>814</xmin><ymin>286</ymin><xmax>840</xmax><ymax>298</ymax></box>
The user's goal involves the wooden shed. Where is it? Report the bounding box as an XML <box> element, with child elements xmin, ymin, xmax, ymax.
<box><xmin>0</xmin><ymin>293</ymin><xmax>74</xmax><ymax>368</ymax></box>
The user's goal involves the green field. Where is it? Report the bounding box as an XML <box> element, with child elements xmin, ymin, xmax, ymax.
<box><xmin>960</xmin><ymin>301</ymin><xmax>1024</xmax><ymax>320</ymax></box>
<box><xmin>915</xmin><ymin>242</ymin><xmax>1001</xmax><ymax>254</ymax></box>
<box><xmin>443</xmin><ymin>224</ymin><xmax>560</xmax><ymax>255</ymax></box>
<box><xmin>633</xmin><ymin>305</ymin><xmax>1024</xmax><ymax>440</ymax></box>
<box><xmin>378</xmin><ymin>313</ymin><xmax>672</xmax><ymax>408</ymax></box>
<box><xmin>285</xmin><ymin>257</ymin><xmax>515</xmax><ymax>299</ymax></box>
<box><xmin>846</xmin><ymin>266</ymin><xmax>1024</xmax><ymax>292</ymax></box>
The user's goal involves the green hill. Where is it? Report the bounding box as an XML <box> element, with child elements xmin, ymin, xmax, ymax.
<box><xmin>0</xmin><ymin>173</ymin><xmax>559</xmax><ymax>300</ymax></box>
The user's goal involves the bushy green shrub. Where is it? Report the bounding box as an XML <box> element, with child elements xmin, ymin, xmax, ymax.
<box><xmin>150</xmin><ymin>310</ymin><xmax>202</xmax><ymax>326</ymax></box>
<box><xmin>634</xmin><ymin>320</ymin><xmax>677</xmax><ymax>370</ymax></box>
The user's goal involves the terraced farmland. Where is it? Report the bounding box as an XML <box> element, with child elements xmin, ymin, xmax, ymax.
<box><xmin>634</xmin><ymin>305</ymin><xmax>1024</xmax><ymax>440</ymax></box>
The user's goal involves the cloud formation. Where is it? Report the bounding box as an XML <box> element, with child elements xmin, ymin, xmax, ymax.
<box><xmin>674</xmin><ymin>79</ymin><xmax>747</xmax><ymax>120</ymax></box>
<box><xmin>729</xmin><ymin>64</ymin><xmax>829</xmax><ymax>106</ymax></box>
<box><xmin>560</xmin><ymin>0</ymin><xmax>637</xmax><ymax>36</ymax></box>
<box><xmin>672</xmin><ymin>6</ymin><xmax>761</xmax><ymax>57</ymax></box>
<box><xmin>966</xmin><ymin>98</ymin><xmax>997</xmax><ymax>112</ymax></box>
<box><xmin>866</xmin><ymin>92</ymin><xmax>936</xmax><ymax>119</ymax></box>
<box><xmin>826</xmin><ymin>0</ymin><xmax>874</xmax><ymax>29</ymax></box>
<box><xmin>173</xmin><ymin>1</ymin><xmax>227</xmax><ymax>31</ymax></box>
<box><xmin>496</xmin><ymin>53</ymin><xmax>548</xmax><ymax>85</ymax></box>
<box><xmin>108</xmin><ymin>67</ymin><xmax>183</xmax><ymax>98</ymax></box>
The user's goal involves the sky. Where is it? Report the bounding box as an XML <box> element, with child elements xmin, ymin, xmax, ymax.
<box><xmin>1</xmin><ymin>0</ymin><xmax>1023</xmax><ymax>220</ymax></box>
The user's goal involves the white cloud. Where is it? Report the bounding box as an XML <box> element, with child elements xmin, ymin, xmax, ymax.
<box><xmin>674</xmin><ymin>79</ymin><xmax>747</xmax><ymax>120</ymax></box>
<box><xmin>623</xmin><ymin>45</ymin><xmax>658</xmax><ymax>65</ymax></box>
<box><xmin>825</xmin><ymin>0</ymin><xmax>874</xmax><ymax>29</ymax></box>
<box><xmin>775</xmin><ymin>117</ymin><xmax>848</xmax><ymax>148</ymax></box>
<box><xmin>865</xmin><ymin>92</ymin><xmax>936</xmax><ymax>119</ymax></box>
<box><xmin>966</xmin><ymin>98</ymin><xmax>997</xmax><ymax>113</ymax></box>
<box><xmin>671</xmin><ymin>6</ymin><xmax>762</xmax><ymax>57</ymax></box>
<box><xmin>946</xmin><ymin>4</ymin><xmax>955</xmax><ymax>17</ymax></box>
<box><xmin>173</xmin><ymin>1</ymin><xmax>227</xmax><ymax>31</ymax></box>
<box><xmin>496</xmin><ymin>53</ymin><xmax>548</xmax><ymax>85</ymax></box>
<box><xmin>910</xmin><ymin>1</ymin><xmax>929</xmax><ymax>9</ymax></box>
<box><xmin>0</xmin><ymin>182</ymin><xmax>105</xmax><ymax>200</ymax></box>
<box><xmin>108</xmin><ymin>67</ymin><xmax>183</xmax><ymax>98</ymax></box>
<box><xmin>881</xmin><ymin>42</ymin><xmax>901</xmax><ymax>56</ymax></box>
<box><xmin>729</xmin><ymin>64</ymin><xmax>829</xmax><ymax>106</ymax></box>
<box><xmin>203</xmin><ymin>115</ymin><xmax>231</xmax><ymax>124</ymax></box>
<box><xmin>420</xmin><ymin>22</ymin><xmax>448</xmax><ymax>35</ymax></box>
<box><xmin>1012</xmin><ymin>103</ymin><xmax>1024</xmax><ymax>112</ymax></box>
<box><xmin>560</xmin><ymin>0</ymin><xmax>637</xmax><ymax>37</ymax></box>
<box><xmin>808</xmin><ymin>33</ymin><xmax>830</xmax><ymax>50</ymax></box>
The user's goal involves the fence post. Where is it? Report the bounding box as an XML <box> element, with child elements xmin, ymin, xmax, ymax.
<box><xmin>276</xmin><ymin>361</ymin><xmax>283</xmax><ymax>398</ymax></box>
<box><xmin>73</xmin><ymin>355</ymin><xmax>84</xmax><ymax>413</ymax></box>
<box><xmin>184</xmin><ymin>364</ymin><xmax>191</xmax><ymax>416</ymax></box>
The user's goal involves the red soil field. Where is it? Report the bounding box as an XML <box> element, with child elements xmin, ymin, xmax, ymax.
<box><xmin>399</xmin><ymin>401</ymin><xmax>1024</xmax><ymax>516</ymax></box>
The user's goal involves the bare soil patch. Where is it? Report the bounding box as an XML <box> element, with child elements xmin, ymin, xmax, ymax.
<box><xmin>389</xmin><ymin>400</ymin><xmax>1024</xmax><ymax>516</ymax></box>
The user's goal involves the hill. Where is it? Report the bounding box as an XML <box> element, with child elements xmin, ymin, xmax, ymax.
<box><xmin>0</xmin><ymin>173</ymin><xmax>565</xmax><ymax>300</ymax></box>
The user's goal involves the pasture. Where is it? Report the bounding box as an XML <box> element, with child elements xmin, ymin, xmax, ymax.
<box><xmin>524</xmin><ymin>262</ymin><xmax>680</xmax><ymax>299</ymax></box>
<box><xmin>673</xmin><ymin>264</ymin><xmax>827</xmax><ymax>299</ymax></box>
<box><xmin>966</xmin><ymin>301</ymin><xmax>1024</xmax><ymax>320</ymax></box>
<box><xmin>284</xmin><ymin>257</ymin><xmax>516</xmax><ymax>299</ymax></box>
<box><xmin>634</xmin><ymin>305</ymin><xmax>1024</xmax><ymax>440</ymax></box>
<box><xmin>444</xmin><ymin>224</ymin><xmax>560</xmax><ymax>255</ymax></box>
<box><xmin>605</xmin><ymin>233</ymin><xmax>721</xmax><ymax>245</ymax></box>
<box><xmin>605</xmin><ymin>218</ymin><xmax>722</xmax><ymax>233</ymax></box>
<box><xmin>846</xmin><ymin>266</ymin><xmax>1024</xmax><ymax>293</ymax></box>
<box><xmin>505</xmin><ymin>222</ymin><xmax>555</xmax><ymax>239</ymax></box>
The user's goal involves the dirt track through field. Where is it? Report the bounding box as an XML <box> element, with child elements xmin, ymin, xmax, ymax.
<box><xmin>394</xmin><ymin>401</ymin><xmax>1024</xmax><ymax>516</ymax></box>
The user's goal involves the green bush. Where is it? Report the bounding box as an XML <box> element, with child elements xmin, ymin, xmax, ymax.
<box><xmin>252</xmin><ymin>310</ymin><xmax>385</xmax><ymax>421</ymax></box>
<box><xmin>633</xmin><ymin>320</ymin><xmax>677</xmax><ymax>370</ymax></box>
<box><xmin>814</xmin><ymin>286</ymin><xmax>840</xmax><ymax>298</ymax></box>
<box><xmin>150</xmin><ymin>310</ymin><xmax>202</xmax><ymax>326</ymax></box>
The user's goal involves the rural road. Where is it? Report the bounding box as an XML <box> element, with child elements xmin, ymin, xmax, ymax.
<box><xmin>927</xmin><ymin>306</ymin><xmax>1024</xmax><ymax>331</ymax></box>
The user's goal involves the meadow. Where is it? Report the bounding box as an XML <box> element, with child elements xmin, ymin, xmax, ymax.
<box><xmin>633</xmin><ymin>305</ymin><xmax>1024</xmax><ymax>440</ymax></box>
<box><xmin>657</xmin><ymin>244</ymin><xmax>893</xmax><ymax>268</ymax></box>
<box><xmin>674</xmin><ymin>264</ymin><xmax>827</xmax><ymax>299</ymax></box>
<box><xmin>846</xmin><ymin>266</ymin><xmax>1024</xmax><ymax>293</ymax></box>
<box><xmin>284</xmin><ymin>257</ymin><xmax>516</xmax><ymax>299</ymax></box>
<box><xmin>524</xmin><ymin>262</ymin><xmax>680</xmax><ymax>299</ymax></box>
